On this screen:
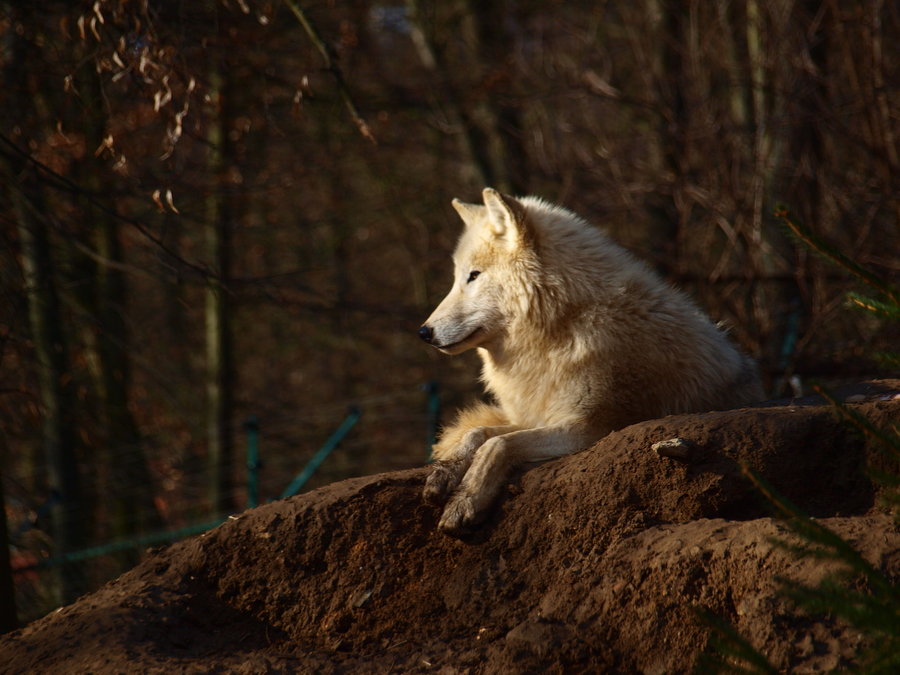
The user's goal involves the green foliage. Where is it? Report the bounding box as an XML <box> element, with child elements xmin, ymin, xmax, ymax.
<box><xmin>847</xmin><ymin>292</ymin><xmax>900</xmax><ymax>321</ymax></box>
<box><xmin>749</xmin><ymin>467</ymin><xmax>900</xmax><ymax>674</ymax></box>
<box><xmin>813</xmin><ymin>386</ymin><xmax>900</xmax><ymax>514</ymax></box>
<box><xmin>776</xmin><ymin>208</ymin><xmax>900</xmax><ymax>514</ymax></box>
<box><xmin>695</xmin><ymin>609</ymin><xmax>780</xmax><ymax>675</ymax></box>
<box><xmin>698</xmin><ymin>210</ymin><xmax>900</xmax><ymax>674</ymax></box>
<box><xmin>774</xmin><ymin>207</ymin><xmax>899</xmax><ymax>308</ymax></box>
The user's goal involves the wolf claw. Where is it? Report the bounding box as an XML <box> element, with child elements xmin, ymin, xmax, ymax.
<box><xmin>438</xmin><ymin>494</ymin><xmax>479</xmax><ymax>535</ymax></box>
<box><xmin>423</xmin><ymin>462</ymin><xmax>462</xmax><ymax>505</ymax></box>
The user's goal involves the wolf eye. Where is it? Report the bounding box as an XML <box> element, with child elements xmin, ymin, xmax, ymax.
<box><xmin>466</xmin><ymin>270</ymin><xmax>481</xmax><ymax>283</ymax></box>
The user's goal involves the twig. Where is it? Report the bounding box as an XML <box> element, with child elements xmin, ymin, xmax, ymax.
<box><xmin>0</xmin><ymin>132</ymin><xmax>214</xmax><ymax>282</ymax></box>
<box><xmin>283</xmin><ymin>0</ymin><xmax>376</xmax><ymax>144</ymax></box>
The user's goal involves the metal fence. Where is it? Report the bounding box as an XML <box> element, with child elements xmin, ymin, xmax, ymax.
<box><xmin>3</xmin><ymin>383</ymin><xmax>441</xmax><ymax>627</ymax></box>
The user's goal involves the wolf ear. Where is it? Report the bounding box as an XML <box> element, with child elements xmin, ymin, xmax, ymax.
<box><xmin>451</xmin><ymin>198</ymin><xmax>484</xmax><ymax>228</ymax></box>
<box><xmin>482</xmin><ymin>188</ymin><xmax>531</xmax><ymax>248</ymax></box>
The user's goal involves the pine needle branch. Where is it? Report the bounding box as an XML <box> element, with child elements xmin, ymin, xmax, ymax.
<box><xmin>739</xmin><ymin>465</ymin><xmax>893</xmax><ymax>595</ymax></box>
<box><xmin>872</xmin><ymin>352</ymin><xmax>900</xmax><ymax>369</ymax></box>
<box><xmin>694</xmin><ymin>609</ymin><xmax>780</xmax><ymax>675</ymax></box>
<box><xmin>699</xmin><ymin>209</ymin><xmax>900</xmax><ymax>674</ymax></box>
<box><xmin>847</xmin><ymin>292</ymin><xmax>900</xmax><ymax>319</ymax></box>
<box><xmin>776</xmin><ymin>579</ymin><xmax>900</xmax><ymax>635</ymax></box>
<box><xmin>774</xmin><ymin>207</ymin><xmax>899</xmax><ymax>305</ymax></box>
<box><xmin>812</xmin><ymin>385</ymin><xmax>900</xmax><ymax>460</ymax></box>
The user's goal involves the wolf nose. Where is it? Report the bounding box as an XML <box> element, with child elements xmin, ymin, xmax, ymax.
<box><xmin>418</xmin><ymin>325</ymin><xmax>434</xmax><ymax>343</ymax></box>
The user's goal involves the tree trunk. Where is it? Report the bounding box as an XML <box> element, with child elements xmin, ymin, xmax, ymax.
<box><xmin>2</xmin><ymin>3</ymin><xmax>85</xmax><ymax>604</ymax></box>
<box><xmin>463</xmin><ymin>0</ymin><xmax>528</xmax><ymax>194</ymax></box>
<box><xmin>205</xmin><ymin>6</ymin><xmax>236</xmax><ymax>517</ymax></box>
<box><xmin>10</xmin><ymin>165</ymin><xmax>85</xmax><ymax>605</ymax></box>
<box><xmin>75</xmin><ymin>56</ymin><xmax>162</xmax><ymax>549</ymax></box>
<box><xmin>405</xmin><ymin>0</ymin><xmax>498</xmax><ymax>189</ymax></box>
<box><xmin>655</xmin><ymin>0</ymin><xmax>690</xmax><ymax>271</ymax></box>
<box><xmin>0</xmin><ymin>466</ymin><xmax>17</xmax><ymax>633</ymax></box>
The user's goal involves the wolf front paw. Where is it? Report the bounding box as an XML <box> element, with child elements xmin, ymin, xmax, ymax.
<box><xmin>438</xmin><ymin>493</ymin><xmax>482</xmax><ymax>536</ymax></box>
<box><xmin>423</xmin><ymin>462</ymin><xmax>463</xmax><ymax>505</ymax></box>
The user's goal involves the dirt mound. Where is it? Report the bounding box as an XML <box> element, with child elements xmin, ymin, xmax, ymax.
<box><xmin>2</xmin><ymin>381</ymin><xmax>899</xmax><ymax>674</ymax></box>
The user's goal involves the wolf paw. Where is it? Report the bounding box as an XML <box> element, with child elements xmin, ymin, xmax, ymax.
<box><xmin>423</xmin><ymin>462</ymin><xmax>462</xmax><ymax>505</ymax></box>
<box><xmin>438</xmin><ymin>494</ymin><xmax>480</xmax><ymax>536</ymax></box>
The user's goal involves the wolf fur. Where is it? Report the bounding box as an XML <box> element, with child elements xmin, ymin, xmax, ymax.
<box><xmin>418</xmin><ymin>188</ymin><xmax>764</xmax><ymax>535</ymax></box>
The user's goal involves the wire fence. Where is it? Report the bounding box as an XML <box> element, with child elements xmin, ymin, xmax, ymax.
<box><xmin>3</xmin><ymin>381</ymin><xmax>443</xmax><ymax>626</ymax></box>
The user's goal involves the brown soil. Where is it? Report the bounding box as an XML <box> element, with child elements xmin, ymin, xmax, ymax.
<box><xmin>2</xmin><ymin>381</ymin><xmax>899</xmax><ymax>674</ymax></box>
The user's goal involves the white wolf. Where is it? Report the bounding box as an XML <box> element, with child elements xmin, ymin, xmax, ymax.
<box><xmin>418</xmin><ymin>188</ymin><xmax>764</xmax><ymax>535</ymax></box>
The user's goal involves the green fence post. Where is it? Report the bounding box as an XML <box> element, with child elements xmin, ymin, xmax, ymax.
<box><xmin>28</xmin><ymin>518</ymin><xmax>227</xmax><ymax>571</ymax></box>
<box><xmin>245</xmin><ymin>416</ymin><xmax>260</xmax><ymax>509</ymax></box>
<box><xmin>280</xmin><ymin>407</ymin><xmax>361</xmax><ymax>499</ymax></box>
<box><xmin>425</xmin><ymin>381</ymin><xmax>440</xmax><ymax>462</ymax></box>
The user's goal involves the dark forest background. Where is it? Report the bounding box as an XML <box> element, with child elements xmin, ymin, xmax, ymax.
<box><xmin>1</xmin><ymin>0</ymin><xmax>898</xmax><ymax>623</ymax></box>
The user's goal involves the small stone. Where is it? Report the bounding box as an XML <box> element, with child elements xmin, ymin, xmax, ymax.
<box><xmin>652</xmin><ymin>437</ymin><xmax>692</xmax><ymax>461</ymax></box>
<box><xmin>349</xmin><ymin>588</ymin><xmax>373</xmax><ymax>608</ymax></box>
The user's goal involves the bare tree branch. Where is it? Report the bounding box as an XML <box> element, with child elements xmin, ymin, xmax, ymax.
<box><xmin>283</xmin><ymin>0</ymin><xmax>377</xmax><ymax>144</ymax></box>
<box><xmin>0</xmin><ymin>132</ymin><xmax>214</xmax><ymax>282</ymax></box>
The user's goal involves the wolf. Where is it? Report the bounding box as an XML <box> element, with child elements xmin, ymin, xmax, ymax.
<box><xmin>417</xmin><ymin>188</ymin><xmax>764</xmax><ymax>535</ymax></box>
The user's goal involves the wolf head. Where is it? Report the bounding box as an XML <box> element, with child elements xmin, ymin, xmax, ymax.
<box><xmin>418</xmin><ymin>188</ymin><xmax>537</xmax><ymax>355</ymax></box>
